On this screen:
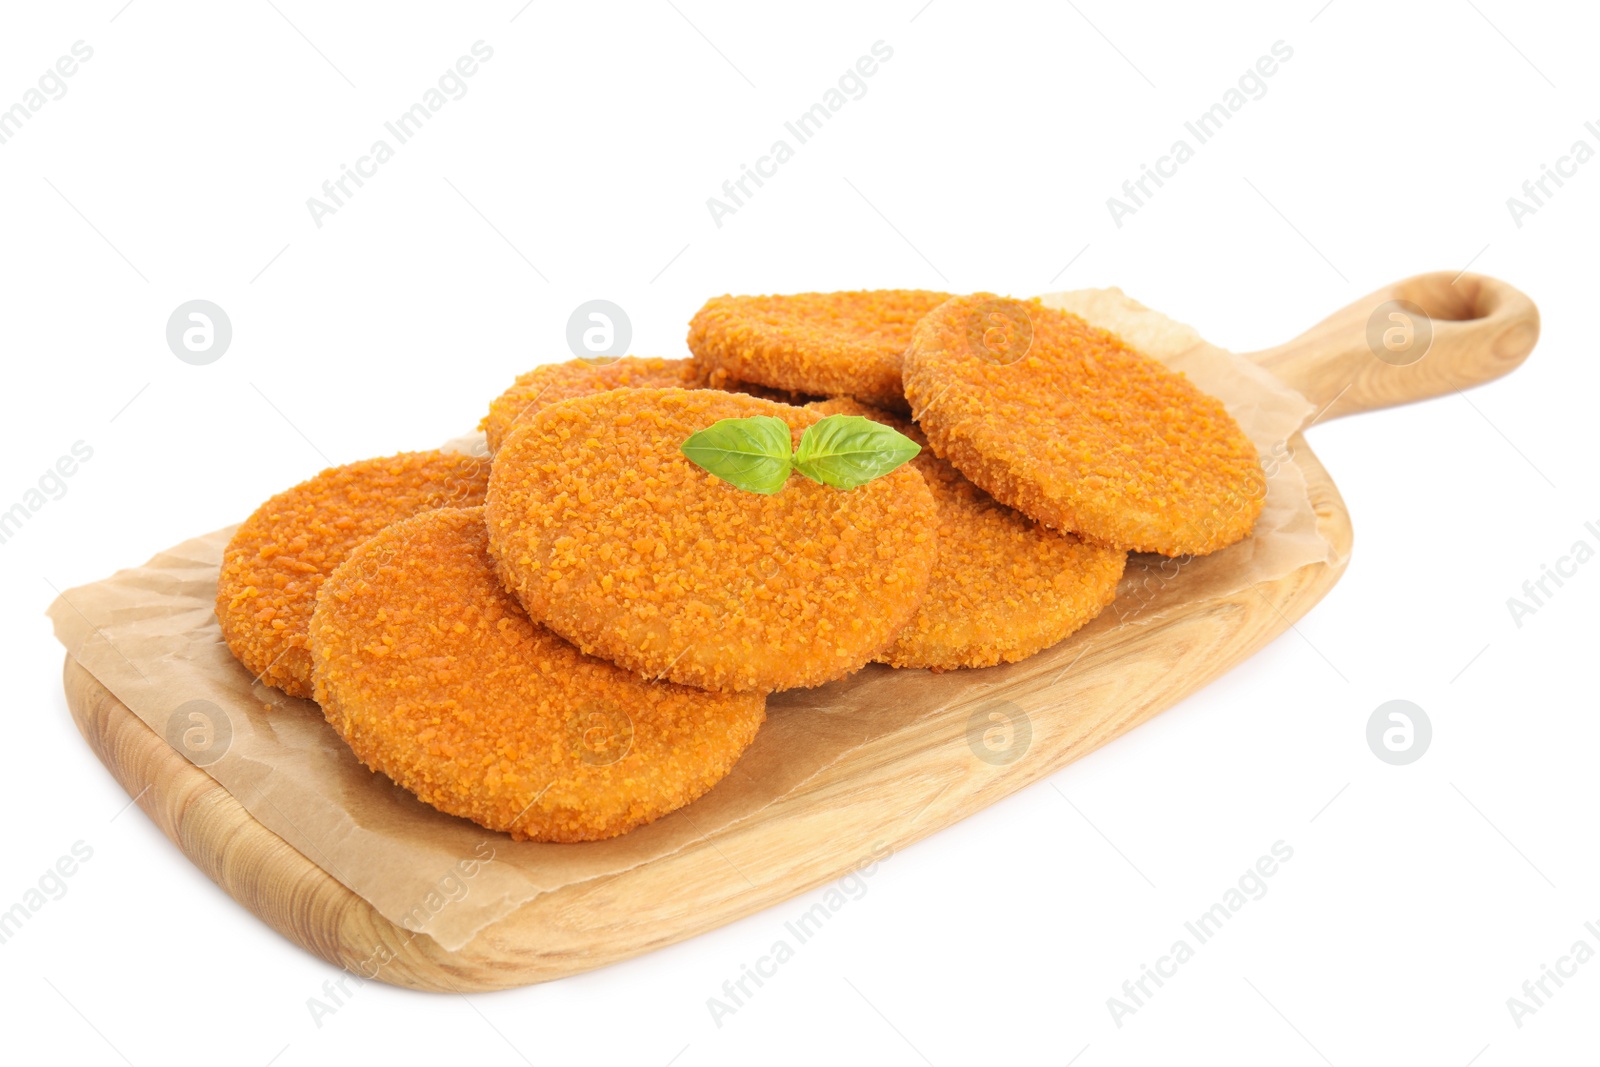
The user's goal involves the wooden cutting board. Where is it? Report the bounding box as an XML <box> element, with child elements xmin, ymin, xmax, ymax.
<box><xmin>63</xmin><ymin>272</ymin><xmax>1538</xmax><ymax>992</ymax></box>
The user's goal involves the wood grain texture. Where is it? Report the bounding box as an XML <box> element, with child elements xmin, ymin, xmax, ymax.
<box><xmin>62</xmin><ymin>273</ymin><xmax>1536</xmax><ymax>992</ymax></box>
<box><xmin>1246</xmin><ymin>271</ymin><xmax>1539</xmax><ymax>419</ymax></box>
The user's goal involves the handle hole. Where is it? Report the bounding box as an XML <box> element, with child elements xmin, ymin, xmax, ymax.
<box><xmin>1393</xmin><ymin>274</ymin><xmax>1496</xmax><ymax>323</ymax></box>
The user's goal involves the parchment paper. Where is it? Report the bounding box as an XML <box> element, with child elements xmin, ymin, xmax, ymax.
<box><xmin>48</xmin><ymin>288</ymin><xmax>1340</xmax><ymax>954</ymax></box>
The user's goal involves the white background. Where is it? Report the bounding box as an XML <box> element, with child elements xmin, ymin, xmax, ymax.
<box><xmin>2</xmin><ymin>1</ymin><xmax>1595</xmax><ymax>1064</ymax></box>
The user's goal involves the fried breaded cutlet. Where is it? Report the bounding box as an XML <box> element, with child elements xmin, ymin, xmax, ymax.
<box><xmin>687</xmin><ymin>290</ymin><xmax>952</xmax><ymax>409</ymax></box>
<box><xmin>903</xmin><ymin>295</ymin><xmax>1264</xmax><ymax>556</ymax></box>
<box><xmin>309</xmin><ymin>507</ymin><xmax>767</xmax><ymax>843</ymax></box>
<box><xmin>702</xmin><ymin>370</ymin><xmax>821</xmax><ymax>408</ymax></box>
<box><xmin>481</xmin><ymin>356</ymin><xmax>706</xmax><ymax>454</ymax></box>
<box><xmin>808</xmin><ymin>398</ymin><xmax>1126</xmax><ymax>669</ymax></box>
<box><xmin>485</xmin><ymin>388</ymin><xmax>939</xmax><ymax>694</ymax></box>
<box><xmin>216</xmin><ymin>451</ymin><xmax>489</xmax><ymax>698</ymax></box>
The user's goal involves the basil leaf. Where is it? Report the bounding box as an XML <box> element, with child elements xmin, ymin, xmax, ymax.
<box><xmin>680</xmin><ymin>415</ymin><xmax>795</xmax><ymax>494</ymax></box>
<box><xmin>793</xmin><ymin>414</ymin><xmax>921</xmax><ymax>489</ymax></box>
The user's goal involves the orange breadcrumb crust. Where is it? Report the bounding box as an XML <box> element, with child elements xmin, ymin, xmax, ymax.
<box><xmin>485</xmin><ymin>388</ymin><xmax>939</xmax><ymax>694</ymax></box>
<box><xmin>702</xmin><ymin>368</ymin><xmax>821</xmax><ymax>407</ymax></box>
<box><xmin>903</xmin><ymin>295</ymin><xmax>1264</xmax><ymax>556</ymax></box>
<box><xmin>686</xmin><ymin>290</ymin><xmax>952</xmax><ymax>409</ymax></box>
<box><xmin>481</xmin><ymin>357</ymin><xmax>706</xmax><ymax>454</ymax></box>
<box><xmin>809</xmin><ymin>399</ymin><xmax>1126</xmax><ymax>669</ymax></box>
<box><xmin>309</xmin><ymin>508</ymin><xmax>765</xmax><ymax>843</ymax></box>
<box><xmin>216</xmin><ymin>451</ymin><xmax>489</xmax><ymax>699</ymax></box>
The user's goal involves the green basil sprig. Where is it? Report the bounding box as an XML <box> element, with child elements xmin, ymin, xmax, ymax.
<box><xmin>679</xmin><ymin>414</ymin><xmax>795</xmax><ymax>495</ymax></box>
<box><xmin>681</xmin><ymin>414</ymin><xmax>920</xmax><ymax>494</ymax></box>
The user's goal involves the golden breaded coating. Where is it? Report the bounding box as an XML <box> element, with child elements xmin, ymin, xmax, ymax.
<box><xmin>481</xmin><ymin>357</ymin><xmax>705</xmax><ymax>454</ymax></box>
<box><xmin>903</xmin><ymin>295</ymin><xmax>1264</xmax><ymax>556</ymax></box>
<box><xmin>687</xmin><ymin>290</ymin><xmax>952</xmax><ymax>409</ymax></box>
<box><xmin>809</xmin><ymin>399</ymin><xmax>1126</xmax><ymax>669</ymax></box>
<box><xmin>309</xmin><ymin>508</ymin><xmax>765</xmax><ymax>842</ymax></box>
<box><xmin>217</xmin><ymin>451</ymin><xmax>489</xmax><ymax>698</ymax></box>
<box><xmin>701</xmin><ymin>368</ymin><xmax>820</xmax><ymax>407</ymax></box>
<box><xmin>486</xmin><ymin>388</ymin><xmax>939</xmax><ymax>694</ymax></box>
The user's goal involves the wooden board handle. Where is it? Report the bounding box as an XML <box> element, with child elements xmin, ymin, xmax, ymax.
<box><xmin>1245</xmin><ymin>272</ymin><xmax>1539</xmax><ymax>422</ymax></box>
